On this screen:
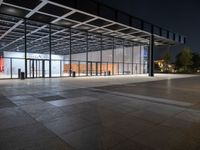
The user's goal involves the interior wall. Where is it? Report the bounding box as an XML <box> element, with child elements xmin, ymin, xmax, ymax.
<box><xmin>1</xmin><ymin>45</ymin><xmax>147</xmax><ymax>78</ymax></box>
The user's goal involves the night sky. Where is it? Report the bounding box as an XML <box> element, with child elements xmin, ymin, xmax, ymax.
<box><xmin>96</xmin><ymin>0</ymin><xmax>199</xmax><ymax>53</ymax></box>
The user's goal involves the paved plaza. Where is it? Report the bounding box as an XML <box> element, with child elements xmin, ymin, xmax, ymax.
<box><xmin>0</xmin><ymin>74</ymin><xmax>200</xmax><ymax>150</ymax></box>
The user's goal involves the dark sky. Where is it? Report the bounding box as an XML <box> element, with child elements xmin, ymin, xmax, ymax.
<box><xmin>96</xmin><ymin>0</ymin><xmax>199</xmax><ymax>52</ymax></box>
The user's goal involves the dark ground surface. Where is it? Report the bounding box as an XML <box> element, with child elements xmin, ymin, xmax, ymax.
<box><xmin>0</xmin><ymin>76</ymin><xmax>200</xmax><ymax>150</ymax></box>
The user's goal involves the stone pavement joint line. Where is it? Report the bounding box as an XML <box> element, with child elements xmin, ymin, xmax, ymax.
<box><xmin>93</xmin><ymin>88</ymin><xmax>193</xmax><ymax>107</ymax></box>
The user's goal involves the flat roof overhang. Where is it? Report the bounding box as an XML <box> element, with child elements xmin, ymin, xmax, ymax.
<box><xmin>0</xmin><ymin>0</ymin><xmax>186</xmax><ymax>55</ymax></box>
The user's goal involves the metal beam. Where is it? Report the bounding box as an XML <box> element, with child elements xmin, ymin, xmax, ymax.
<box><xmin>26</xmin><ymin>0</ymin><xmax>48</xmax><ymax>18</ymax></box>
<box><xmin>112</xmin><ymin>37</ymin><xmax>114</xmax><ymax>75</ymax></box>
<box><xmin>131</xmin><ymin>43</ymin><xmax>134</xmax><ymax>74</ymax></box>
<box><xmin>49</xmin><ymin>24</ymin><xmax>52</xmax><ymax>78</ymax></box>
<box><xmin>72</xmin><ymin>17</ymin><xmax>97</xmax><ymax>28</ymax></box>
<box><xmin>100</xmin><ymin>34</ymin><xmax>103</xmax><ymax>76</ymax></box>
<box><xmin>51</xmin><ymin>10</ymin><xmax>76</xmax><ymax>24</ymax></box>
<box><xmin>69</xmin><ymin>28</ymin><xmax>72</xmax><ymax>77</ymax></box>
<box><xmin>122</xmin><ymin>40</ymin><xmax>125</xmax><ymax>75</ymax></box>
<box><xmin>0</xmin><ymin>1</ymin><xmax>47</xmax><ymax>41</ymax></box>
<box><xmin>24</xmin><ymin>19</ymin><xmax>27</xmax><ymax>78</ymax></box>
<box><xmin>86</xmin><ymin>31</ymin><xmax>89</xmax><ymax>76</ymax></box>
<box><xmin>148</xmin><ymin>34</ymin><xmax>154</xmax><ymax>77</ymax></box>
<box><xmin>139</xmin><ymin>44</ymin><xmax>142</xmax><ymax>74</ymax></box>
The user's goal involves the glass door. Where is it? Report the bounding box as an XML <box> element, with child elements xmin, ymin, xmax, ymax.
<box><xmin>88</xmin><ymin>61</ymin><xmax>92</xmax><ymax>76</ymax></box>
<box><xmin>27</xmin><ymin>59</ymin><xmax>48</xmax><ymax>78</ymax></box>
<box><xmin>93</xmin><ymin>62</ymin><xmax>100</xmax><ymax>76</ymax></box>
<box><xmin>88</xmin><ymin>62</ymin><xmax>99</xmax><ymax>76</ymax></box>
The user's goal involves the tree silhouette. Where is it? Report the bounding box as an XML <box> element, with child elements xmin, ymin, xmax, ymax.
<box><xmin>175</xmin><ymin>47</ymin><xmax>193</xmax><ymax>72</ymax></box>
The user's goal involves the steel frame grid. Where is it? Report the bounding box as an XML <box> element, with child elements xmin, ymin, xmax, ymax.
<box><xmin>0</xmin><ymin>0</ymin><xmax>185</xmax><ymax>79</ymax></box>
<box><xmin>0</xmin><ymin>0</ymin><xmax>182</xmax><ymax>55</ymax></box>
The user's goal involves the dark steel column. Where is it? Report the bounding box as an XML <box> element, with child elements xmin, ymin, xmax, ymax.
<box><xmin>96</xmin><ymin>62</ymin><xmax>98</xmax><ymax>76</ymax></box>
<box><xmin>49</xmin><ymin>24</ymin><xmax>52</xmax><ymax>78</ymax></box>
<box><xmin>69</xmin><ymin>28</ymin><xmax>72</xmax><ymax>77</ymax></box>
<box><xmin>90</xmin><ymin>62</ymin><xmax>92</xmax><ymax>76</ymax></box>
<box><xmin>24</xmin><ymin>19</ymin><xmax>27</xmax><ymax>78</ymax></box>
<box><xmin>10</xmin><ymin>58</ymin><xmax>12</xmax><ymax>79</ymax></box>
<box><xmin>78</xmin><ymin>61</ymin><xmax>80</xmax><ymax>76</ymax></box>
<box><xmin>60</xmin><ymin>60</ymin><xmax>62</xmax><ymax>77</ymax></box>
<box><xmin>118</xmin><ymin>62</ymin><xmax>119</xmax><ymax>75</ymax></box>
<box><xmin>86</xmin><ymin>32</ymin><xmax>88</xmax><ymax>76</ymax></box>
<box><xmin>149</xmin><ymin>34</ymin><xmax>154</xmax><ymax>77</ymax></box>
<box><xmin>36</xmin><ymin>60</ymin><xmax>37</xmax><ymax>77</ymax></box>
<box><xmin>112</xmin><ymin>37</ymin><xmax>114</xmax><ymax>75</ymax></box>
<box><xmin>32</xmin><ymin>60</ymin><xmax>35</xmax><ymax>78</ymax></box>
<box><xmin>139</xmin><ymin>45</ymin><xmax>142</xmax><ymax>74</ymax></box>
<box><xmin>100</xmin><ymin>34</ymin><xmax>103</xmax><ymax>76</ymax></box>
<box><xmin>42</xmin><ymin>60</ymin><xmax>45</xmax><ymax>78</ymax></box>
<box><xmin>122</xmin><ymin>40</ymin><xmax>125</xmax><ymax>75</ymax></box>
<box><xmin>106</xmin><ymin>62</ymin><xmax>108</xmax><ymax>74</ymax></box>
<box><xmin>131</xmin><ymin>43</ymin><xmax>134</xmax><ymax>74</ymax></box>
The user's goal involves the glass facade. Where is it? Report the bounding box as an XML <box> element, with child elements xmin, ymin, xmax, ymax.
<box><xmin>0</xmin><ymin>14</ymin><xmax>148</xmax><ymax>79</ymax></box>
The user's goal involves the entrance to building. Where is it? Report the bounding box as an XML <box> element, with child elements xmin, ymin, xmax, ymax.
<box><xmin>88</xmin><ymin>61</ymin><xmax>100</xmax><ymax>76</ymax></box>
<box><xmin>27</xmin><ymin>59</ymin><xmax>49</xmax><ymax>78</ymax></box>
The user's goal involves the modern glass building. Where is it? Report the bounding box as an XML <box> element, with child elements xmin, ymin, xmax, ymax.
<box><xmin>0</xmin><ymin>0</ymin><xmax>185</xmax><ymax>79</ymax></box>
